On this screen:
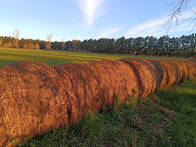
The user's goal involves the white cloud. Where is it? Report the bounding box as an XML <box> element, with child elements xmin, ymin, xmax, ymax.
<box><xmin>98</xmin><ymin>27</ymin><xmax>124</xmax><ymax>38</ymax></box>
<box><xmin>125</xmin><ymin>9</ymin><xmax>196</xmax><ymax>37</ymax></box>
<box><xmin>76</xmin><ymin>0</ymin><xmax>105</xmax><ymax>27</ymax></box>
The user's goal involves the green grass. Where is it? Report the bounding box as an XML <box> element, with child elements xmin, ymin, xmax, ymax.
<box><xmin>0</xmin><ymin>48</ymin><xmax>187</xmax><ymax>66</ymax></box>
<box><xmin>20</xmin><ymin>79</ymin><xmax>196</xmax><ymax>147</ymax></box>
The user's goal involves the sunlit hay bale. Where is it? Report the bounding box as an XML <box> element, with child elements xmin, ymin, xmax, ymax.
<box><xmin>178</xmin><ymin>61</ymin><xmax>190</xmax><ymax>80</ymax></box>
<box><xmin>191</xmin><ymin>60</ymin><xmax>196</xmax><ymax>76</ymax></box>
<box><xmin>1</xmin><ymin>58</ymin><xmax>195</xmax><ymax>146</ymax></box>
<box><xmin>121</xmin><ymin>59</ymin><xmax>157</xmax><ymax>98</ymax></box>
<box><xmin>131</xmin><ymin>59</ymin><xmax>158</xmax><ymax>92</ymax></box>
<box><xmin>54</xmin><ymin>60</ymin><xmax>139</xmax><ymax>123</ymax></box>
<box><xmin>145</xmin><ymin>59</ymin><xmax>170</xmax><ymax>89</ymax></box>
<box><xmin>87</xmin><ymin>60</ymin><xmax>139</xmax><ymax>106</ymax></box>
<box><xmin>80</xmin><ymin>63</ymin><xmax>106</xmax><ymax>111</ymax></box>
<box><xmin>88</xmin><ymin>60</ymin><xmax>117</xmax><ymax>106</ymax></box>
<box><xmin>0</xmin><ymin>62</ymin><xmax>63</xmax><ymax>146</ymax></box>
<box><xmin>54</xmin><ymin>63</ymin><xmax>101</xmax><ymax>125</ymax></box>
<box><xmin>156</xmin><ymin>60</ymin><xmax>178</xmax><ymax>89</ymax></box>
<box><xmin>165</xmin><ymin>60</ymin><xmax>182</xmax><ymax>85</ymax></box>
<box><xmin>157</xmin><ymin>61</ymin><xmax>169</xmax><ymax>89</ymax></box>
<box><xmin>185</xmin><ymin>60</ymin><xmax>196</xmax><ymax>78</ymax></box>
<box><xmin>102</xmin><ymin>60</ymin><xmax>139</xmax><ymax>102</ymax></box>
<box><xmin>129</xmin><ymin>58</ymin><xmax>164</xmax><ymax>90</ymax></box>
<box><xmin>172</xmin><ymin>60</ymin><xmax>185</xmax><ymax>84</ymax></box>
<box><xmin>147</xmin><ymin>60</ymin><xmax>164</xmax><ymax>89</ymax></box>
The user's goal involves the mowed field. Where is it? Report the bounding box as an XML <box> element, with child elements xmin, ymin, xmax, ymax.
<box><xmin>0</xmin><ymin>48</ymin><xmax>187</xmax><ymax>66</ymax></box>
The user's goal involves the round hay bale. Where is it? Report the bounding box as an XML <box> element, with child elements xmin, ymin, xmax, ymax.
<box><xmin>164</xmin><ymin>60</ymin><xmax>182</xmax><ymax>85</ymax></box>
<box><xmin>191</xmin><ymin>60</ymin><xmax>196</xmax><ymax>77</ymax></box>
<box><xmin>157</xmin><ymin>60</ymin><xmax>178</xmax><ymax>89</ymax></box>
<box><xmin>121</xmin><ymin>59</ymin><xmax>157</xmax><ymax>98</ymax></box>
<box><xmin>122</xmin><ymin>58</ymin><xmax>163</xmax><ymax>91</ymax></box>
<box><xmin>0</xmin><ymin>60</ymin><xmax>139</xmax><ymax>146</ymax></box>
<box><xmin>171</xmin><ymin>60</ymin><xmax>185</xmax><ymax>84</ymax></box>
<box><xmin>185</xmin><ymin>60</ymin><xmax>196</xmax><ymax>78</ymax></box>
<box><xmin>178</xmin><ymin>61</ymin><xmax>190</xmax><ymax>80</ymax></box>
<box><xmin>0</xmin><ymin>62</ymin><xmax>63</xmax><ymax>146</ymax></box>
<box><xmin>54</xmin><ymin>63</ymin><xmax>102</xmax><ymax>125</ymax></box>
<box><xmin>128</xmin><ymin>58</ymin><xmax>164</xmax><ymax>90</ymax></box>
<box><xmin>1</xmin><ymin>58</ymin><xmax>195</xmax><ymax>146</ymax></box>
<box><xmin>87</xmin><ymin>60</ymin><xmax>139</xmax><ymax>105</ymax></box>
<box><xmin>147</xmin><ymin>60</ymin><xmax>164</xmax><ymax>89</ymax></box>
<box><xmin>54</xmin><ymin>60</ymin><xmax>139</xmax><ymax>123</ymax></box>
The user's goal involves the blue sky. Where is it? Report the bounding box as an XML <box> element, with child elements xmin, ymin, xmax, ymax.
<box><xmin>0</xmin><ymin>0</ymin><xmax>196</xmax><ymax>41</ymax></box>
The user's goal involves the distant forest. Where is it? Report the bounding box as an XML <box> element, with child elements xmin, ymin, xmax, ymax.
<box><xmin>0</xmin><ymin>34</ymin><xmax>196</xmax><ymax>57</ymax></box>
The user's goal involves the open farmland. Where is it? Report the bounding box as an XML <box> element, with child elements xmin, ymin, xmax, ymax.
<box><xmin>0</xmin><ymin>48</ymin><xmax>187</xmax><ymax>67</ymax></box>
<box><xmin>0</xmin><ymin>48</ymin><xmax>196</xmax><ymax>146</ymax></box>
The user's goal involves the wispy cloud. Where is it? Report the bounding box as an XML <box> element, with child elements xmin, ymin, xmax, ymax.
<box><xmin>76</xmin><ymin>0</ymin><xmax>105</xmax><ymax>27</ymax></box>
<box><xmin>98</xmin><ymin>27</ymin><xmax>124</xmax><ymax>38</ymax></box>
<box><xmin>125</xmin><ymin>9</ymin><xmax>196</xmax><ymax>37</ymax></box>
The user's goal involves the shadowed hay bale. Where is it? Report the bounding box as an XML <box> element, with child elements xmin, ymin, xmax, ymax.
<box><xmin>121</xmin><ymin>59</ymin><xmax>157</xmax><ymax>98</ymax></box>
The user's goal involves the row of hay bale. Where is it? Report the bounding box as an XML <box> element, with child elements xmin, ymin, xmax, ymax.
<box><xmin>0</xmin><ymin>58</ymin><xmax>196</xmax><ymax>146</ymax></box>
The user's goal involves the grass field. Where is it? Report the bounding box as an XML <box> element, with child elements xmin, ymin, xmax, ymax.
<box><xmin>20</xmin><ymin>78</ymin><xmax>196</xmax><ymax>147</ymax></box>
<box><xmin>0</xmin><ymin>48</ymin><xmax>187</xmax><ymax>66</ymax></box>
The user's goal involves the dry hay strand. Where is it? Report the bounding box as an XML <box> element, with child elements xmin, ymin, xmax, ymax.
<box><xmin>121</xmin><ymin>59</ymin><xmax>157</xmax><ymax>98</ymax></box>
<box><xmin>0</xmin><ymin>62</ymin><xmax>63</xmax><ymax>146</ymax></box>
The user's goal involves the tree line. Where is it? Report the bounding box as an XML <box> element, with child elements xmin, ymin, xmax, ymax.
<box><xmin>0</xmin><ymin>34</ymin><xmax>196</xmax><ymax>57</ymax></box>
